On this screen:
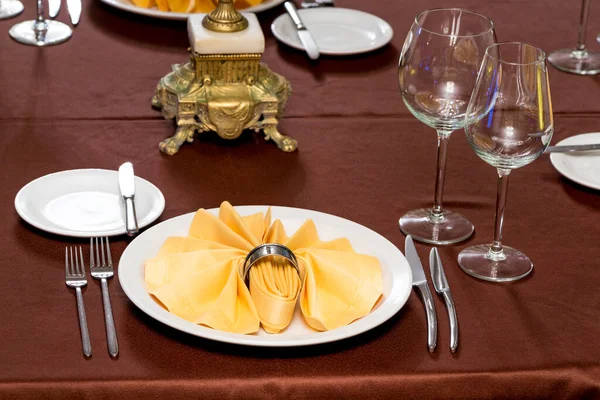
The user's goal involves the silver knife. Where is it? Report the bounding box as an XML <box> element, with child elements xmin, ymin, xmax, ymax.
<box><xmin>118</xmin><ymin>162</ymin><xmax>139</xmax><ymax>236</ymax></box>
<box><xmin>66</xmin><ymin>0</ymin><xmax>81</xmax><ymax>26</ymax></box>
<box><xmin>284</xmin><ymin>1</ymin><xmax>320</xmax><ymax>60</ymax></box>
<box><xmin>48</xmin><ymin>0</ymin><xmax>61</xmax><ymax>18</ymax></box>
<box><xmin>545</xmin><ymin>143</ymin><xmax>600</xmax><ymax>153</ymax></box>
<box><xmin>405</xmin><ymin>235</ymin><xmax>437</xmax><ymax>353</ymax></box>
<box><xmin>430</xmin><ymin>248</ymin><xmax>458</xmax><ymax>353</ymax></box>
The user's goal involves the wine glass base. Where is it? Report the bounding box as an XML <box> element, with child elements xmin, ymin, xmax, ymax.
<box><xmin>0</xmin><ymin>0</ymin><xmax>24</xmax><ymax>19</ymax></box>
<box><xmin>458</xmin><ymin>244</ymin><xmax>533</xmax><ymax>282</ymax></box>
<box><xmin>399</xmin><ymin>208</ymin><xmax>474</xmax><ymax>245</ymax></box>
<box><xmin>547</xmin><ymin>49</ymin><xmax>600</xmax><ymax>75</ymax></box>
<box><xmin>9</xmin><ymin>20</ymin><xmax>72</xmax><ymax>47</ymax></box>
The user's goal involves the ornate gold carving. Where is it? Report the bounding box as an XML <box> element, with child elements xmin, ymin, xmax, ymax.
<box><xmin>153</xmin><ymin>51</ymin><xmax>296</xmax><ymax>154</ymax></box>
<box><xmin>202</xmin><ymin>0</ymin><xmax>248</xmax><ymax>33</ymax></box>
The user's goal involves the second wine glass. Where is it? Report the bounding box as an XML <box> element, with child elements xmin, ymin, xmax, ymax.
<box><xmin>398</xmin><ymin>8</ymin><xmax>496</xmax><ymax>244</ymax></box>
<box><xmin>459</xmin><ymin>42</ymin><xmax>553</xmax><ymax>282</ymax></box>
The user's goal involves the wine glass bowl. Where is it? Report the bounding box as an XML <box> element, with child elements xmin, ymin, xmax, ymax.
<box><xmin>398</xmin><ymin>8</ymin><xmax>496</xmax><ymax>245</ymax></box>
<box><xmin>465</xmin><ymin>43</ymin><xmax>553</xmax><ymax>170</ymax></box>
<box><xmin>400</xmin><ymin>9</ymin><xmax>496</xmax><ymax>132</ymax></box>
<box><xmin>459</xmin><ymin>42</ymin><xmax>553</xmax><ymax>282</ymax></box>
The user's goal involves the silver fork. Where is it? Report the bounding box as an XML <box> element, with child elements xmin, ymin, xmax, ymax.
<box><xmin>90</xmin><ymin>237</ymin><xmax>119</xmax><ymax>358</ymax></box>
<box><xmin>301</xmin><ymin>0</ymin><xmax>335</xmax><ymax>8</ymax></box>
<box><xmin>65</xmin><ymin>246</ymin><xmax>92</xmax><ymax>357</ymax></box>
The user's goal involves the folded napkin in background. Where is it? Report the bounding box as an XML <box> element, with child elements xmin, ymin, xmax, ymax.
<box><xmin>145</xmin><ymin>201</ymin><xmax>383</xmax><ymax>334</ymax></box>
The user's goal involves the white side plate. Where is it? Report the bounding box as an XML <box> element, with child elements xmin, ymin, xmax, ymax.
<box><xmin>550</xmin><ymin>132</ymin><xmax>600</xmax><ymax>190</ymax></box>
<box><xmin>118</xmin><ymin>205</ymin><xmax>412</xmax><ymax>347</ymax></box>
<box><xmin>99</xmin><ymin>0</ymin><xmax>285</xmax><ymax>20</ymax></box>
<box><xmin>15</xmin><ymin>169</ymin><xmax>165</xmax><ymax>237</ymax></box>
<box><xmin>271</xmin><ymin>8</ymin><xmax>393</xmax><ymax>56</ymax></box>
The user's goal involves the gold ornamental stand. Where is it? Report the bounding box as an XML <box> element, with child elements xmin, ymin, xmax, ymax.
<box><xmin>152</xmin><ymin>0</ymin><xmax>297</xmax><ymax>155</ymax></box>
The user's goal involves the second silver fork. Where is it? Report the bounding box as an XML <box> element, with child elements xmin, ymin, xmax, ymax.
<box><xmin>90</xmin><ymin>237</ymin><xmax>119</xmax><ymax>357</ymax></box>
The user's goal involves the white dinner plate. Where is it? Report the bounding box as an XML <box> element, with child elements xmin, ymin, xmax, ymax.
<box><xmin>15</xmin><ymin>169</ymin><xmax>166</xmax><ymax>237</ymax></box>
<box><xmin>550</xmin><ymin>132</ymin><xmax>600</xmax><ymax>190</ymax></box>
<box><xmin>119</xmin><ymin>205</ymin><xmax>412</xmax><ymax>347</ymax></box>
<box><xmin>271</xmin><ymin>8</ymin><xmax>393</xmax><ymax>56</ymax></box>
<box><xmin>99</xmin><ymin>0</ymin><xmax>285</xmax><ymax>21</ymax></box>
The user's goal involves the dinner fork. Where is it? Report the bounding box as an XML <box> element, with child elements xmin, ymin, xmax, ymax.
<box><xmin>90</xmin><ymin>237</ymin><xmax>119</xmax><ymax>357</ymax></box>
<box><xmin>65</xmin><ymin>246</ymin><xmax>92</xmax><ymax>357</ymax></box>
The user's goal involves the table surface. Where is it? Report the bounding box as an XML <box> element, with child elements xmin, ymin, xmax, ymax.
<box><xmin>1</xmin><ymin>0</ymin><xmax>600</xmax><ymax>398</ymax></box>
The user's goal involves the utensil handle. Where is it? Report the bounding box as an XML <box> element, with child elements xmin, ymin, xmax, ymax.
<box><xmin>124</xmin><ymin>196</ymin><xmax>139</xmax><ymax>236</ymax></box>
<box><xmin>416</xmin><ymin>282</ymin><xmax>437</xmax><ymax>353</ymax></box>
<box><xmin>545</xmin><ymin>143</ymin><xmax>600</xmax><ymax>153</ymax></box>
<box><xmin>284</xmin><ymin>1</ymin><xmax>305</xmax><ymax>29</ymax></box>
<box><xmin>101</xmin><ymin>279</ymin><xmax>119</xmax><ymax>357</ymax></box>
<box><xmin>442</xmin><ymin>291</ymin><xmax>458</xmax><ymax>353</ymax></box>
<box><xmin>75</xmin><ymin>287</ymin><xmax>92</xmax><ymax>357</ymax></box>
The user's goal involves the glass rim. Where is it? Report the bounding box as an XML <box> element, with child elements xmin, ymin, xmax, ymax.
<box><xmin>485</xmin><ymin>42</ymin><xmax>547</xmax><ymax>66</ymax></box>
<box><xmin>414</xmin><ymin>8</ymin><xmax>495</xmax><ymax>38</ymax></box>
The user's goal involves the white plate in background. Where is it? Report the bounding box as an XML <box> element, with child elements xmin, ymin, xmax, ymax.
<box><xmin>271</xmin><ymin>8</ymin><xmax>393</xmax><ymax>55</ymax></box>
<box><xmin>15</xmin><ymin>169</ymin><xmax>165</xmax><ymax>237</ymax></box>
<box><xmin>118</xmin><ymin>205</ymin><xmax>412</xmax><ymax>347</ymax></box>
<box><xmin>550</xmin><ymin>132</ymin><xmax>600</xmax><ymax>190</ymax></box>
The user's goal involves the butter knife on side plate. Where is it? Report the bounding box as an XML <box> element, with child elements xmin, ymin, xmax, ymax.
<box><xmin>118</xmin><ymin>162</ymin><xmax>139</xmax><ymax>236</ymax></box>
<box><xmin>405</xmin><ymin>235</ymin><xmax>437</xmax><ymax>353</ymax></box>
<box><xmin>284</xmin><ymin>1</ymin><xmax>320</xmax><ymax>60</ymax></box>
<box><xmin>430</xmin><ymin>247</ymin><xmax>458</xmax><ymax>353</ymax></box>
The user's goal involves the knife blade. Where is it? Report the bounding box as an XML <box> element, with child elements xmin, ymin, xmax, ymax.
<box><xmin>48</xmin><ymin>0</ymin><xmax>61</xmax><ymax>18</ymax></box>
<box><xmin>284</xmin><ymin>1</ymin><xmax>320</xmax><ymax>60</ymax></box>
<box><xmin>545</xmin><ymin>143</ymin><xmax>600</xmax><ymax>153</ymax></box>
<box><xmin>405</xmin><ymin>235</ymin><xmax>437</xmax><ymax>353</ymax></box>
<box><xmin>430</xmin><ymin>247</ymin><xmax>458</xmax><ymax>353</ymax></box>
<box><xmin>118</xmin><ymin>162</ymin><xmax>139</xmax><ymax>237</ymax></box>
<box><xmin>66</xmin><ymin>0</ymin><xmax>81</xmax><ymax>26</ymax></box>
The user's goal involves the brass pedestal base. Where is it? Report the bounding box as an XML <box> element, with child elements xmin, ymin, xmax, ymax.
<box><xmin>152</xmin><ymin>52</ymin><xmax>297</xmax><ymax>155</ymax></box>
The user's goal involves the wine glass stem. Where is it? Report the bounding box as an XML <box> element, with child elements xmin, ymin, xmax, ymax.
<box><xmin>576</xmin><ymin>0</ymin><xmax>591</xmax><ymax>52</ymax></box>
<box><xmin>488</xmin><ymin>168</ymin><xmax>511</xmax><ymax>261</ymax></box>
<box><xmin>36</xmin><ymin>0</ymin><xmax>44</xmax><ymax>21</ymax></box>
<box><xmin>431</xmin><ymin>131</ymin><xmax>451</xmax><ymax>222</ymax></box>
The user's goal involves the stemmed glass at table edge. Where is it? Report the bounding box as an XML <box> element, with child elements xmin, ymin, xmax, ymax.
<box><xmin>547</xmin><ymin>0</ymin><xmax>600</xmax><ymax>75</ymax></box>
<box><xmin>397</xmin><ymin>8</ymin><xmax>496</xmax><ymax>246</ymax></box>
<box><xmin>9</xmin><ymin>0</ymin><xmax>72</xmax><ymax>46</ymax></box>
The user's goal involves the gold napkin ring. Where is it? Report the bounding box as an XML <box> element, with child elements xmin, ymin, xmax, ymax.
<box><xmin>242</xmin><ymin>243</ymin><xmax>300</xmax><ymax>285</ymax></box>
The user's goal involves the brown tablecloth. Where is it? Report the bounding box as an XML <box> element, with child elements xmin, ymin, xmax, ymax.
<box><xmin>1</xmin><ymin>0</ymin><xmax>600</xmax><ymax>398</ymax></box>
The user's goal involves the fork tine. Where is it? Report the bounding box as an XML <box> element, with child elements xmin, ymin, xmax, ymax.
<box><xmin>105</xmin><ymin>237</ymin><xmax>113</xmax><ymax>268</ymax></box>
<box><xmin>74</xmin><ymin>246</ymin><xmax>80</xmax><ymax>276</ymax></box>
<box><xmin>90</xmin><ymin>238</ymin><xmax>94</xmax><ymax>269</ymax></box>
<box><xmin>95</xmin><ymin>237</ymin><xmax>101</xmax><ymax>268</ymax></box>
<box><xmin>69</xmin><ymin>247</ymin><xmax>74</xmax><ymax>275</ymax></box>
<box><xmin>65</xmin><ymin>247</ymin><xmax>69</xmax><ymax>276</ymax></box>
<box><xmin>100</xmin><ymin>237</ymin><xmax>106</xmax><ymax>268</ymax></box>
<box><xmin>79</xmin><ymin>247</ymin><xmax>85</xmax><ymax>276</ymax></box>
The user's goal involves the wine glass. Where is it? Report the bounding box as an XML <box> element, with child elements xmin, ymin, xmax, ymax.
<box><xmin>397</xmin><ymin>8</ymin><xmax>496</xmax><ymax>245</ymax></box>
<box><xmin>547</xmin><ymin>0</ymin><xmax>600</xmax><ymax>75</ymax></box>
<box><xmin>459</xmin><ymin>42</ymin><xmax>553</xmax><ymax>282</ymax></box>
<box><xmin>0</xmin><ymin>0</ymin><xmax>24</xmax><ymax>19</ymax></box>
<box><xmin>9</xmin><ymin>0</ymin><xmax>71</xmax><ymax>46</ymax></box>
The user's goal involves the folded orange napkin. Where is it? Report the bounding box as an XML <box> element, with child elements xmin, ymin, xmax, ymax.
<box><xmin>145</xmin><ymin>201</ymin><xmax>383</xmax><ymax>334</ymax></box>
